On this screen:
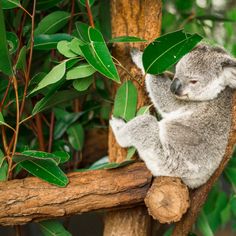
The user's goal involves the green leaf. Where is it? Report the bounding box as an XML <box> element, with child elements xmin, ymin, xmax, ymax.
<box><xmin>113</xmin><ymin>81</ymin><xmax>138</xmax><ymax>121</ymax></box>
<box><xmin>77</xmin><ymin>159</ymin><xmax>134</xmax><ymax>172</ymax></box>
<box><xmin>0</xmin><ymin>1</ymin><xmax>13</xmax><ymax>76</ymax></box>
<box><xmin>69</xmin><ymin>38</ymin><xmax>84</xmax><ymax>56</ymax></box>
<box><xmin>6</xmin><ymin>32</ymin><xmax>18</xmax><ymax>54</ymax></box>
<box><xmin>197</xmin><ymin>211</ymin><xmax>214</xmax><ymax>236</ymax></box>
<box><xmin>30</xmin><ymin>61</ymin><xmax>66</xmax><ymax>94</ymax></box>
<box><xmin>66</xmin><ymin>64</ymin><xmax>96</xmax><ymax>80</ymax></box>
<box><xmin>36</xmin><ymin>0</ymin><xmax>64</xmax><ymax>10</ymax></box>
<box><xmin>0</xmin><ymin>149</ymin><xmax>8</xmax><ymax>181</ymax></box>
<box><xmin>79</xmin><ymin>27</ymin><xmax>120</xmax><ymax>82</ymax></box>
<box><xmin>52</xmin><ymin>151</ymin><xmax>70</xmax><ymax>164</ymax></box>
<box><xmin>15</xmin><ymin>46</ymin><xmax>26</xmax><ymax>71</ymax></box>
<box><xmin>224</xmin><ymin>167</ymin><xmax>236</xmax><ymax>185</ymax></box>
<box><xmin>32</xmin><ymin>90</ymin><xmax>81</xmax><ymax>115</ymax></box>
<box><xmin>19</xmin><ymin>158</ymin><xmax>68</xmax><ymax>187</ymax></box>
<box><xmin>39</xmin><ymin>220</ymin><xmax>72</xmax><ymax>236</ymax></box>
<box><xmin>126</xmin><ymin>147</ymin><xmax>136</xmax><ymax>160</ymax></box>
<box><xmin>79</xmin><ymin>0</ymin><xmax>95</xmax><ymax>7</ymax></box>
<box><xmin>34</xmin><ymin>11</ymin><xmax>71</xmax><ymax>36</ymax></box>
<box><xmin>57</xmin><ymin>40</ymin><xmax>77</xmax><ymax>58</ymax></box>
<box><xmin>143</xmin><ymin>30</ymin><xmax>203</xmax><ymax>74</ymax></box>
<box><xmin>0</xmin><ymin>112</ymin><xmax>15</xmax><ymax>131</ymax></box>
<box><xmin>136</xmin><ymin>105</ymin><xmax>150</xmax><ymax>116</ymax></box>
<box><xmin>72</xmin><ymin>76</ymin><xmax>93</xmax><ymax>91</ymax></box>
<box><xmin>2</xmin><ymin>0</ymin><xmax>20</xmax><ymax>9</ymax></box>
<box><xmin>109</xmin><ymin>36</ymin><xmax>146</xmax><ymax>43</ymax></box>
<box><xmin>34</xmin><ymin>34</ymin><xmax>73</xmax><ymax>50</ymax></box>
<box><xmin>67</xmin><ymin>124</ymin><xmax>84</xmax><ymax>151</ymax></box>
<box><xmin>75</xmin><ymin>22</ymin><xmax>90</xmax><ymax>42</ymax></box>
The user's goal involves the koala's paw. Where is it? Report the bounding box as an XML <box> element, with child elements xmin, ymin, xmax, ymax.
<box><xmin>109</xmin><ymin>116</ymin><xmax>126</xmax><ymax>133</ymax></box>
<box><xmin>130</xmin><ymin>48</ymin><xmax>144</xmax><ymax>73</ymax></box>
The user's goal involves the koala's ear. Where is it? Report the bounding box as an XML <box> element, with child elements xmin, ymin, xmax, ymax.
<box><xmin>221</xmin><ymin>57</ymin><xmax>236</xmax><ymax>89</ymax></box>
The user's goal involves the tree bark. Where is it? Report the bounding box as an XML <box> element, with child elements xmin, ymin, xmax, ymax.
<box><xmin>0</xmin><ymin>163</ymin><xmax>151</xmax><ymax>226</ymax></box>
<box><xmin>172</xmin><ymin>92</ymin><xmax>236</xmax><ymax>236</ymax></box>
<box><xmin>105</xmin><ymin>0</ymin><xmax>162</xmax><ymax>235</ymax></box>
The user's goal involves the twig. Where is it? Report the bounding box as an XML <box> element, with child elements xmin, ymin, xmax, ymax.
<box><xmin>48</xmin><ymin>112</ymin><xmax>55</xmax><ymax>153</ymax></box>
<box><xmin>85</xmin><ymin>0</ymin><xmax>95</xmax><ymax>27</ymax></box>
<box><xmin>35</xmin><ymin>114</ymin><xmax>45</xmax><ymax>151</ymax></box>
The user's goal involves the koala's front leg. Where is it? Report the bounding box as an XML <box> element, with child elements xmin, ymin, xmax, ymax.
<box><xmin>110</xmin><ymin>114</ymin><xmax>160</xmax><ymax>151</ymax></box>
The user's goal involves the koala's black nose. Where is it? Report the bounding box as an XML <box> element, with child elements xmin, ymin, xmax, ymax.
<box><xmin>170</xmin><ymin>78</ymin><xmax>182</xmax><ymax>95</ymax></box>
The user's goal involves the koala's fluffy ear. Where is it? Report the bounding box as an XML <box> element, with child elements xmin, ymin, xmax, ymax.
<box><xmin>221</xmin><ymin>57</ymin><xmax>236</xmax><ymax>89</ymax></box>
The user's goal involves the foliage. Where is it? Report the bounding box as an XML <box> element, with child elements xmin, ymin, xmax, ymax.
<box><xmin>0</xmin><ymin>0</ymin><xmax>236</xmax><ymax>235</ymax></box>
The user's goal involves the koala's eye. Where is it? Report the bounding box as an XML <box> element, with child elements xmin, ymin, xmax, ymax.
<box><xmin>190</xmin><ymin>80</ymin><xmax>198</xmax><ymax>84</ymax></box>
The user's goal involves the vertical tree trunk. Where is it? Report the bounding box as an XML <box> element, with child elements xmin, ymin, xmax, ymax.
<box><xmin>104</xmin><ymin>1</ymin><xmax>162</xmax><ymax>235</ymax></box>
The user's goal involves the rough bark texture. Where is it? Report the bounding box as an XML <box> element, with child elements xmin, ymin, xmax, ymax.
<box><xmin>0</xmin><ymin>163</ymin><xmax>151</xmax><ymax>226</ymax></box>
<box><xmin>106</xmin><ymin>0</ymin><xmax>162</xmax><ymax>235</ymax></box>
<box><xmin>145</xmin><ymin>177</ymin><xmax>189</xmax><ymax>224</ymax></box>
<box><xmin>172</xmin><ymin>92</ymin><xmax>236</xmax><ymax>236</ymax></box>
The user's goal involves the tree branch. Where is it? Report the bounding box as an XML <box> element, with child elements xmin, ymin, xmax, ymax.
<box><xmin>0</xmin><ymin>163</ymin><xmax>152</xmax><ymax>226</ymax></box>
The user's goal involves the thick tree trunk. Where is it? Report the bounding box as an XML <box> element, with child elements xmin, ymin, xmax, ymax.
<box><xmin>0</xmin><ymin>163</ymin><xmax>151</xmax><ymax>226</ymax></box>
<box><xmin>105</xmin><ymin>0</ymin><xmax>162</xmax><ymax>235</ymax></box>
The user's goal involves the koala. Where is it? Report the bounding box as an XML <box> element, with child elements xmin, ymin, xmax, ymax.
<box><xmin>110</xmin><ymin>44</ymin><xmax>236</xmax><ymax>188</ymax></box>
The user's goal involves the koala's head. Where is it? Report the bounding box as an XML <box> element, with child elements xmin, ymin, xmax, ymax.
<box><xmin>170</xmin><ymin>44</ymin><xmax>236</xmax><ymax>101</ymax></box>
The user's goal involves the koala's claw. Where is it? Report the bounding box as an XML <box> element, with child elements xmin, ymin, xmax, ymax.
<box><xmin>109</xmin><ymin>116</ymin><xmax>126</xmax><ymax>132</ymax></box>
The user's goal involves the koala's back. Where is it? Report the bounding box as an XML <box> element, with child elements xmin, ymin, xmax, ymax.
<box><xmin>159</xmin><ymin>87</ymin><xmax>233</xmax><ymax>188</ymax></box>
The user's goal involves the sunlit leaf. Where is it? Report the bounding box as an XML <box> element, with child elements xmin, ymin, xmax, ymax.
<box><xmin>66</xmin><ymin>64</ymin><xmax>96</xmax><ymax>80</ymax></box>
<box><xmin>69</xmin><ymin>38</ymin><xmax>84</xmax><ymax>56</ymax></box>
<box><xmin>35</xmin><ymin>11</ymin><xmax>70</xmax><ymax>36</ymax></box>
<box><xmin>67</xmin><ymin>124</ymin><xmax>84</xmax><ymax>151</ymax></box>
<box><xmin>30</xmin><ymin>61</ymin><xmax>66</xmax><ymax>94</ymax></box>
<box><xmin>136</xmin><ymin>105</ymin><xmax>150</xmax><ymax>116</ymax></box>
<box><xmin>113</xmin><ymin>81</ymin><xmax>138</xmax><ymax>121</ymax></box>
<box><xmin>143</xmin><ymin>30</ymin><xmax>202</xmax><ymax>74</ymax></box>
<box><xmin>126</xmin><ymin>147</ymin><xmax>136</xmax><ymax>160</ymax></box>
<box><xmin>57</xmin><ymin>40</ymin><xmax>77</xmax><ymax>58</ymax></box>
<box><xmin>39</xmin><ymin>220</ymin><xmax>72</xmax><ymax>236</ymax></box>
<box><xmin>79</xmin><ymin>26</ymin><xmax>120</xmax><ymax>82</ymax></box>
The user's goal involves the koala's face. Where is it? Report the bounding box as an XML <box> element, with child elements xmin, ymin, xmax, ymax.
<box><xmin>170</xmin><ymin>44</ymin><xmax>234</xmax><ymax>101</ymax></box>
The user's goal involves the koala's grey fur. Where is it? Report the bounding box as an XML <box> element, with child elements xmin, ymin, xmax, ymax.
<box><xmin>110</xmin><ymin>44</ymin><xmax>236</xmax><ymax>188</ymax></box>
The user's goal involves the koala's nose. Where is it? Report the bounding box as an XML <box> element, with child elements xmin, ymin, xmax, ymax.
<box><xmin>170</xmin><ymin>78</ymin><xmax>182</xmax><ymax>95</ymax></box>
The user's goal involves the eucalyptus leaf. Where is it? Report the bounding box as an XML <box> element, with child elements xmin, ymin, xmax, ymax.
<box><xmin>32</xmin><ymin>90</ymin><xmax>81</xmax><ymax>115</ymax></box>
<box><xmin>67</xmin><ymin>124</ymin><xmax>84</xmax><ymax>151</ymax></box>
<box><xmin>34</xmin><ymin>34</ymin><xmax>73</xmax><ymax>50</ymax></box>
<box><xmin>66</xmin><ymin>64</ymin><xmax>96</xmax><ymax>80</ymax></box>
<box><xmin>39</xmin><ymin>220</ymin><xmax>72</xmax><ymax>236</ymax></box>
<box><xmin>30</xmin><ymin>61</ymin><xmax>66</xmax><ymax>94</ymax></box>
<box><xmin>57</xmin><ymin>40</ymin><xmax>77</xmax><ymax>58</ymax></box>
<box><xmin>79</xmin><ymin>0</ymin><xmax>95</xmax><ymax>7</ymax></box>
<box><xmin>15</xmin><ymin>46</ymin><xmax>26</xmax><ymax>71</ymax></box>
<box><xmin>35</xmin><ymin>11</ymin><xmax>71</xmax><ymax>36</ymax></box>
<box><xmin>36</xmin><ymin>0</ymin><xmax>64</xmax><ymax>10</ymax></box>
<box><xmin>72</xmin><ymin>76</ymin><xmax>93</xmax><ymax>91</ymax></box>
<box><xmin>136</xmin><ymin>106</ymin><xmax>150</xmax><ymax>116</ymax></box>
<box><xmin>6</xmin><ymin>32</ymin><xmax>18</xmax><ymax>54</ymax></box>
<box><xmin>126</xmin><ymin>147</ymin><xmax>136</xmax><ymax>160</ymax></box>
<box><xmin>2</xmin><ymin>0</ymin><xmax>20</xmax><ymax>9</ymax></box>
<box><xmin>77</xmin><ymin>159</ymin><xmax>134</xmax><ymax>172</ymax></box>
<box><xmin>19</xmin><ymin>158</ymin><xmax>68</xmax><ymax>187</ymax></box>
<box><xmin>75</xmin><ymin>22</ymin><xmax>90</xmax><ymax>42</ymax></box>
<box><xmin>0</xmin><ymin>1</ymin><xmax>13</xmax><ymax>76</ymax></box>
<box><xmin>0</xmin><ymin>149</ymin><xmax>8</xmax><ymax>181</ymax></box>
<box><xmin>0</xmin><ymin>112</ymin><xmax>15</xmax><ymax>131</ymax></box>
<box><xmin>79</xmin><ymin>27</ymin><xmax>120</xmax><ymax>82</ymax></box>
<box><xmin>197</xmin><ymin>211</ymin><xmax>214</xmax><ymax>236</ymax></box>
<box><xmin>143</xmin><ymin>30</ymin><xmax>202</xmax><ymax>74</ymax></box>
<box><xmin>109</xmin><ymin>36</ymin><xmax>146</xmax><ymax>43</ymax></box>
<box><xmin>70</xmin><ymin>38</ymin><xmax>84</xmax><ymax>56</ymax></box>
<box><xmin>113</xmin><ymin>81</ymin><xmax>138</xmax><ymax>121</ymax></box>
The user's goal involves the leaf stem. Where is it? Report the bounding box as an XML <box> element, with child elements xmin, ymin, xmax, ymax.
<box><xmin>85</xmin><ymin>0</ymin><xmax>94</xmax><ymax>27</ymax></box>
<box><xmin>48</xmin><ymin>112</ymin><xmax>55</xmax><ymax>153</ymax></box>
